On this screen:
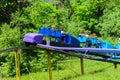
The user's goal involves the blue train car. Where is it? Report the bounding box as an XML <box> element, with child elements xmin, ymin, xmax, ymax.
<box><xmin>99</xmin><ymin>41</ymin><xmax>116</xmax><ymax>49</ymax></box>
<box><xmin>63</xmin><ymin>34</ymin><xmax>80</xmax><ymax>47</ymax></box>
<box><xmin>23</xmin><ymin>27</ymin><xmax>117</xmax><ymax>49</ymax></box>
<box><xmin>39</xmin><ymin>27</ymin><xmax>61</xmax><ymax>42</ymax></box>
<box><xmin>23</xmin><ymin>33</ymin><xmax>43</xmax><ymax>45</ymax></box>
<box><xmin>23</xmin><ymin>27</ymin><xmax>120</xmax><ymax>60</ymax></box>
<box><xmin>78</xmin><ymin>35</ymin><xmax>99</xmax><ymax>48</ymax></box>
<box><xmin>78</xmin><ymin>35</ymin><xmax>87</xmax><ymax>43</ymax></box>
<box><xmin>116</xmin><ymin>42</ymin><xmax>120</xmax><ymax>49</ymax></box>
<box><xmin>39</xmin><ymin>27</ymin><xmax>80</xmax><ymax>47</ymax></box>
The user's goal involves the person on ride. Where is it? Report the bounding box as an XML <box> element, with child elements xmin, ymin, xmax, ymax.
<box><xmin>85</xmin><ymin>31</ymin><xmax>91</xmax><ymax>47</ymax></box>
<box><xmin>79</xmin><ymin>29</ymin><xmax>85</xmax><ymax>36</ymax></box>
<box><xmin>51</xmin><ymin>24</ymin><xmax>56</xmax><ymax>30</ymax></box>
<box><xmin>61</xmin><ymin>28</ymin><xmax>67</xmax><ymax>43</ymax></box>
<box><xmin>85</xmin><ymin>31</ymin><xmax>91</xmax><ymax>38</ymax></box>
<box><xmin>91</xmin><ymin>33</ymin><xmax>98</xmax><ymax>47</ymax></box>
<box><xmin>92</xmin><ymin>33</ymin><xmax>97</xmax><ymax>38</ymax></box>
<box><xmin>116</xmin><ymin>38</ymin><xmax>120</xmax><ymax>48</ymax></box>
<box><xmin>118</xmin><ymin>38</ymin><xmax>120</xmax><ymax>43</ymax></box>
<box><xmin>78</xmin><ymin>30</ymin><xmax>86</xmax><ymax>47</ymax></box>
<box><xmin>61</xmin><ymin>28</ymin><xmax>67</xmax><ymax>34</ymax></box>
<box><xmin>50</xmin><ymin>24</ymin><xmax>57</xmax><ymax>41</ymax></box>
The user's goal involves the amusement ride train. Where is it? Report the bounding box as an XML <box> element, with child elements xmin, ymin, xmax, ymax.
<box><xmin>23</xmin><ymin>27</ymin><xmax>120</xmax><ymax>60</ymax></box>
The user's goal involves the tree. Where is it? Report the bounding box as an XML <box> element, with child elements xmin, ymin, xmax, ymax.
<box><xmin>0</xmin><ymin>0</ymin><xmax>30</xmax><ymax>25</ymax></box>
<box><xmin>97</xmin><ymin>7</ymin><xmax>120</xmax><ymax>37</ymax></box>
<box><xmin>0</xmin><ymin>23</ymin><xmax>21</xmax><ymax>76</ymax></box>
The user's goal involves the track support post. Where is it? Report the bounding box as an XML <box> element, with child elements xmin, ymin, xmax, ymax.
<box><xmin>114</xmin><ymin>63</ymin><xmax>117</xmax><ymax>69</ymax></box>
<box><xmin>14</xmin><ymin>48</ymin><xmax>20</xmax><ymax>80</ymax></box>
<box><xmin>47</xmin><ymin>51</ymin><xmax>52</xmax><ymax>80</ymax></box>
<box><xmin>80</xmin><ymin>58</ymin><xmax>84</xmax><ymax>75</ymax></box>
<box><xmin>0</xmin><ymin>66</ymin><xmax>2</xmax><ymax>79</ymax></box>
<box><xmin>46</xmin><ymin>39</ymin><xmax>52</xmax><ymax>80</ymax></box>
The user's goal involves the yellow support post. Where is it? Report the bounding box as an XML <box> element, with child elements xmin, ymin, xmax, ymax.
<box><xmin>114</xmin><ymin>63</ymin><xmax>117</xmax><ymax>69</ymax></box>
<box><xmin>14</xmin><ymin>48</ymin><xmax>20</xmax><ymax>80</ymax></box>
<box><xmin>80</xmin><ymin>58</ymin><xmax>84</xmax><ymax>75</ymax></box>
<box><xmin>47</xmin><ymin>52</ymin><xmax>52</xmax><ymax>80</ymax></box>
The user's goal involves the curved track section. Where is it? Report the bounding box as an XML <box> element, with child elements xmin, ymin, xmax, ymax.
<box><xmin>0</xmin><ymin>45</ymin><xmax>120</xmax><ymax>64</ymax></box>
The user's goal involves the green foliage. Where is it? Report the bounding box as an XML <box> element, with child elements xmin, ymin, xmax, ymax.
<box><xmin>3</xmin><ymin>59</ymin><xmax>120</xmax><ymax>80</ymax></box>
<box><xmin>0</xmin><ymin>23</ymin><xmax>21</xmax><ymax>49</ymax></box>
<box><xmin>97</xmin><ymin>1</ymin><xmax>120</xmax><ymax>37</ymax></box>
<box><xmin>24</xmin><ymin>1</ymin><xmax>59</xmax><ymax>27</ymax></box>
<box><xmin>0</xmin><ymin>0</ymin><xmax>30</xmax><ymax>24</ymax></box>
<box><xmin>10</xmin><ymin>11</ymin><xmax>37</xmax><ymax>34</ymax></box>
<box><xmin>71</xmin><ymin>0</ymin><xmax>106</xmax><ymax>35</ymax></box>
<box><xmin>0</xmin><ymin>23</ymin><xmax>21</xmax><ymax>76</ymax></box>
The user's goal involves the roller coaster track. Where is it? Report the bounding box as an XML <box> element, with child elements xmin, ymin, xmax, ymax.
<box><xmin>0</xmin><ymin>45</ymin><xmax>120</xmax><ymax>64</ymax></box>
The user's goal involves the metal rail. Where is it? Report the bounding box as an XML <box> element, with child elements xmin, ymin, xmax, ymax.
<box><xmin>0</xmin><ymin>46</ymin><xmax>120</xmax><ymax>64</ymax></box>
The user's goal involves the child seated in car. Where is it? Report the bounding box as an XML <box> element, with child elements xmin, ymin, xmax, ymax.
<box><xmin>51</xmin><ymin>24</ymin><xmax>56</xmax><ymax>30</ymax></box>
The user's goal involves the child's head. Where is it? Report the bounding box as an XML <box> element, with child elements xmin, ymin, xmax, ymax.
<box><xmin>92</xmin><ymin>33</ymin><xmax>97</xmax><ymax>37</ymax></box>
<box><xmin>86</xmin><ymin>31</ymin><xmax>90</xmax><ymax>35</ymax></box>
<box><xmin>51</xmin><ymin>25</ymin><xmax>56</xmax><ymax>30</ymax></box>
<box><xmin>61</xmin><ymin>28</ymin><xmax>64</xmax><ymax>31</ymax></box>
<box><xmin>119</xmin><ymin>38</ymin><xmax>120</xmax><ymax>41</ymax></box>
<box><xmin>80</xmin><ymin>30</ymin><xmax>85</xmax><ymax>34</ymax></box>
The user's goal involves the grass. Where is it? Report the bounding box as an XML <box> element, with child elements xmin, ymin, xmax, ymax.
<box><xmin>1</xmin><ymin>58</ymin><xmax>120</xmax><ymax>80</ymax></box>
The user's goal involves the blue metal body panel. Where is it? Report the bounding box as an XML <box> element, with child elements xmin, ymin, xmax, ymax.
<box><xmin>90</xmin><ymin>38</ymin><xmax>98</xmax><ymax>46</ymax></box>
<box><xmin>78</xmin><ymin>36</ymin><xmax>87</xmax><ymax>43</ymax></box>
<box><xmin>63</xmin><ymin>34</ymin><xmax>80</xmax><ymax>47</ymax></box>
<box><xmin>39</xmin><ymin>28</ymin><xmax>80</xmax><ymax>46</ymax></box>
<box><xmin>45</xmin><ymin>28</ymin><xmax>51</xmax><ymax>36</ymax></box>
<box><xmin>39</xmin><ymin>28</ymin><xmax>61</xmax><ymax>38</ymax></box>
<box><xmin>55</xmin><ymin>30</ymin><xmax>61</xmax><ymax>37</ymax></box>
<box><xmin>39</xmin><ymin>27</ymin><xmax>45</xmax><ymax>34</ymax></box>
<box><xmin>100</xmin><ymin>41</ymin><xmax>116</xmax><ymax>49</ymax></box>
<box><xmin>116</xmin><ymin>42</ymin><xmax>120</xmax><ymax>49</ymax></box>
